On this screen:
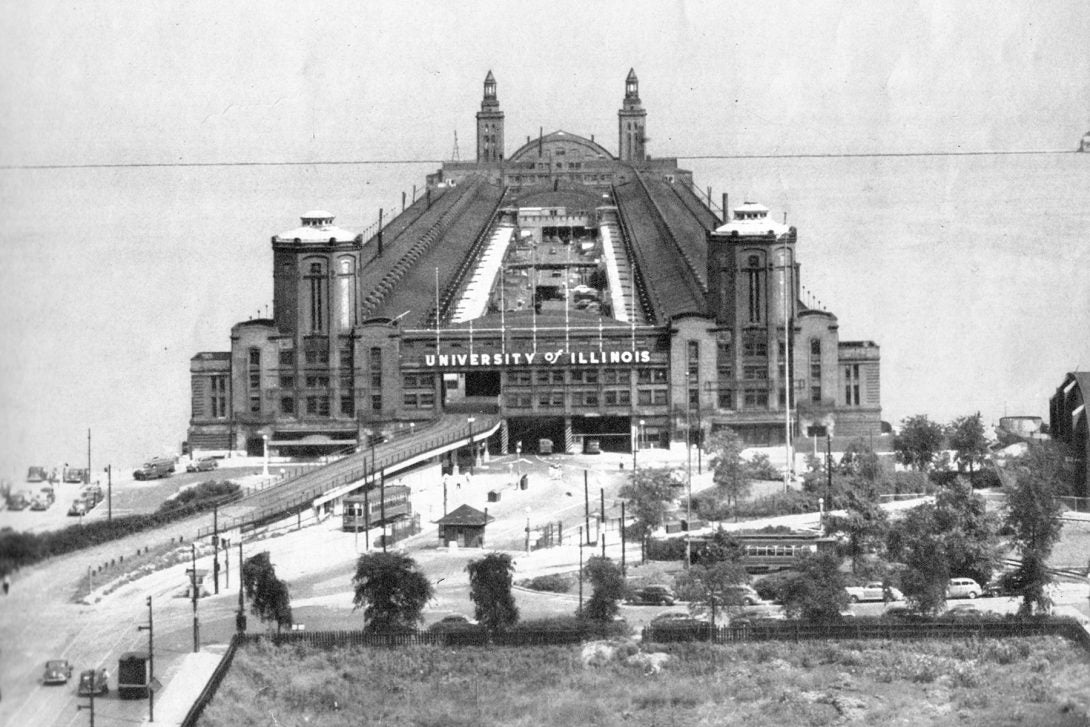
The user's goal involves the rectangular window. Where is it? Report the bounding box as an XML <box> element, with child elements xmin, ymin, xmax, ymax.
<box><xmin>742</xmin><ymin>331</ymin><xmax>767</xmax><ymax>358</ymax></box>
<box><xmin>249</xmin><ymin>373</ymin><xmax>261</xmax><ymax>389</ymax></box>
<box><xmin>305</xmin><ymin>350</ymin><xmax>318</xmax><ymax>365</ymax></box>
<box><xmin>249</xmin><ymin>348</ymin><xmax>261</xmax><ymax>367</ymax></box>
<box><xmin>419</xmin><ymin>391</ymin><xmax>435</xmax><ymax>408</ymax></box>
<box><xmin>743</xmin><ymin>365</ymin><xmax>767</xmax><ymax>380</ymax></box>
<box><xmin>687</xmin><ymin>340</ymin><xmax>700</xmax><ymax>376</ymax></box>
<box><xmin>305</xmin><ymin>375</ymin><xmax>330</xmax><ymax>388</ymax></box>
<box><xmin>403</xmin><ymin>392</ymin><xmax>418</xmax><ymax>407</ymax></box>
<box><xmin>718</xmin><ymin>390</ymin><xmax>733</xmax><ymax>409</ymax></box>
<box><xmin>509</xmin><ymin>394</ymin><xmax>532</xmax><ymax>408</ymax></box>
<box><xmin>743</xmin><ymin>389</ymin><xmax>769</xmax><ymax>408</ymax></box>
<box><xmin>636</xmin><ymin>368</ymin><xmax>667</xmax><ymax>384</ymax></box>
<box><xmin>249</xmin><ymin>393</ymin><xmax>261</xmax><ymax>413</ymax></box>
<box><xmin>653</xmin><ymin>389</ymin><xmax>668</xmax><ymax>405</ymax></box>
<box><xmin>688</xmin><ymin>388</ymin><xmax>699</xmax><ymax>408</ymax></box>
<box><xmin>281</xmin><ymin>396</ymin><xmax>295</xmax><ymax>415</ymax></box>
<box><xmin>369</xmin><ymin>347</ymin><xmax>382</xmax><ymax>389</ymax></box>
<box><xmin>279</xmin><ymin>375</ymin><xmax>294</xmax><ymax>389</ymax></box>
<box><xmin>210</xmin><ymin>376</ymin><xmax>228</xmax><ymax>418</ymax></box>
<box><xmin>371</xmin><ymin>394</ymin><xmax>382</xmax><ymax>412</ymax></box>
<box><xmin>604</xmin><ymin>389</ymin><xmax>631</xmax><ymax>406</ymax></box>
<box><xmin>603</xmin><ymin>368</ymin><xmax>626</xmax><ymax>384</ymax></box>
<box><xmin>811</xmin><ymin>385</ymin><xmax>822</xmax><ymax>404</ymax></box>
<box><xmin>279</xmin><ymin>350</ymin><xmax>294</xmax><ymax>365</ymax></box>
<box><xmin>508</xmin><ymin>371</ymin><xmax>532</xmax><ymax>386</ymax></box>
<box><xmin>340</xmin><ymin>396</ymin><xmax>355</xmax><ymax>417</ymax></box>
<box><xmin>403</xmin><ymin>374</ymin><xmax>418</xmax><ymax>388</ymax></box>
<box><xmin>306</xmin><ymin>395</ymin><xmax>330</xmax><ymax>416</ymax></box>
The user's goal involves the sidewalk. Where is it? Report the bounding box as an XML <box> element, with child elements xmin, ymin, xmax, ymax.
<box><xmin>141</xmin><ymin>644</ymin><xmax>228</xmax><ymax>726</ymax></box>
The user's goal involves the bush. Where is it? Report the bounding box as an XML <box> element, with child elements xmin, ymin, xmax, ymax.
<box><xmin>0</xmin><ymin>481</ymin><xmax>241</xmax><ymax>577</ymax></box>
<box><xmin>519</xmin><ymin>574</ymin><xmax>573</xmax><ymax>593</ymax></box>
<box><xmin>511</xmin><ymin>615</ymin><xmax>629</xmax><ymax>639</ymax></box>
<box><xmin>753</xmin><ymin>571</ymin><xmax>795</xmax><ymax>603</ymax></box>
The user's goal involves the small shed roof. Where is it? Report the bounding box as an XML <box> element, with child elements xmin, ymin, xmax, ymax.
<box><xmin>435</xmin><ymin>504</ymin><xmax>493</xmax><ymax>526</ymax></box>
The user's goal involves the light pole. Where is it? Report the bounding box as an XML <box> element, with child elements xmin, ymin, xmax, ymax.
<box><xmin>467</xmin><ymin>416</ymin><xmax>477</xmax><ymax>473</ymax></box>
<box><xmin>189</xmin><ymin>544</ymin><xmax>199</xmax><ymax>652</ymax></box>
<box><xmin>261</xmin><ymin>435</ymin><xmax>269</xmax><ymax>477</ymax></box>
<box><xmin>578</xmin><ymin>525</ymin><xmax>584</xmax><ymax>614</ymax></box>
<box><xmin>137</xmin><ymin>596</ymin><xmax>154</xmax><ymax>722</ymax></box>
<box><xmin>105</xmin><ymin>465</ymin><xmax>112</xmax><ymax>523</ymax></box>
<box><xmin>685</xmin><ymin>384</ymin><xmax>693</xmax><ymax>570</ymax></box>
<box><xmin>525</xmin><ymin>507</ymin><xmax>531</xmax><ymax>553</ymax></box>
<box><xmin>236</xmin><ymin>541</ymin><xmax>246</xmax><ymax>633</ymax></box>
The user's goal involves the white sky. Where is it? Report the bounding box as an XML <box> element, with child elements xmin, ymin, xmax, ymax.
<box><xmin>0</xmin><ymin>1</ymin><xmax>1088</xmax><ymax>479</ymax></box>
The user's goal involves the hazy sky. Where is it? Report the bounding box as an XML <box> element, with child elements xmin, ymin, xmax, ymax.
<box><xmin>1</xmin><ymin>1</ymin><xmax>1088</xmax><ymax>480</ymax></box>
<box><xmin>3</xmin><ymin>0</ymin><xmax>1087</xmax><ymax>166</ymax></box>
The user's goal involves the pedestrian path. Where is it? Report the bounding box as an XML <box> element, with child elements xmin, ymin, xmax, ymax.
<box><xmin>141</xmin><ymin>645</ymin><xmax>226</xmax><ymax>726</ymax></box>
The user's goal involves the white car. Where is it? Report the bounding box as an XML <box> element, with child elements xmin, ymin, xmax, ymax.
<box><xmin>845</xmin><ymin>582</ymin><xmax>903</xmax><ymax>603</ymax></box>
<box><xmin>946</xmin><ymin>578</ymin><xmax>982</xmax><ymax>599</ymax></box>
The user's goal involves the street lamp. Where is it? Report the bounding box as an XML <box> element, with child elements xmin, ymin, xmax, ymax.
<box><xmin>525</xmin><ymin>506</ymin><xmax>531</xmax><ymax>553</ymax></box>
<box><xmin>467</xmin><ymin>416</ymin><xmax>477</xmax><ymax>473</ymax></box>
<box><xmin>261</xmin><ymin>435</ymin><xmax>269</xmax><ymax>477</ymax></box>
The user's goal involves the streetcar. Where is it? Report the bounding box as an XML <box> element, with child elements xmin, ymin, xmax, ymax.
<box><xmin>342</xmin><ymin>485</ymin><xmax>412</xmax><ymax>530</ymax></box>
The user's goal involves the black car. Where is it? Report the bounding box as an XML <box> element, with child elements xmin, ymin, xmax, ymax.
<box><xmin>625</xmin><ymin>585</ymin><xmax>676</xmax><ymax>606</ymax></box>
<box><xmin>78</xmin><ymin>668</ymin><xmax>109</xmax><ymax>696</ymax></box>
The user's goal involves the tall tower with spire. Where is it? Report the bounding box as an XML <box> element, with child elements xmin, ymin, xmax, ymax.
<box><xmin>618</xmin><ymin>68</ymin><xmax>647</xmax><ymax>162</ymax></box>
<box><xmin>476</xmin><ymin>70</ymin><xmax>505</xmax><ymax>163</ymax></box>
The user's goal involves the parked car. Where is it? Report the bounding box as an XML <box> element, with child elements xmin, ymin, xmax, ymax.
<box><xmin>942</xmin><ymin>605</ymin><xmax>992</xmax><ymax>621</ymax></box>
<box><xmin>722</xmin><ymin>584</ymin><xmax>762</xmax><ymax>606</ymax></box>
<box><xmin>427</xmin><ymin>615</ymin><xmax>480</xmax><ymax>633</ymax></box>
<box><xmin>29</xmin><ymin>497</ymin><xmax>49</xmax><ymax>511</ymax></box>
<box><xmin>845</xmin><ymin>582</ymin><xmax>904</xmax><ymax>603</ymax></box>
<box><xmin>67</xmin><ymin>500</ymin><xmax>87</xmax><ymax>517</ymax></box>
<box><xmin>881</xmin><ymin>606</ymin><xmax>930</xmax><ymax>622</ymax></box>
<box><xmin>133</xmin><ymin>457</ymin><xmax>175</xmax><ymax>481</ymax></box>
<box><xmin>78</xmin><ymin>668</ymin><xmax>109</xmax><ymax>696</ymax></box>
<box><xmin>43</xmin><ymin>660</ymin><xmax>73</xmax><ymax>685</ymax></box>
<box><xmin>8</xmin><ymin>492</ymin><xmax>30</xmax><ymax>511</ymax></box>
<box><xmin>984</xmin><ymin>573</ymin><xmax>1018</xmax><ymax>598</ymax></box>
<box><xmin>730</xmin><ymin>607</ymin><xmax>786</xmax><ymax>627</ymax></box>
<box><xmin>186</xmin><ymin>457</ymin><xmax>219</xmax><ymax>473</ymax></box>
<box><xmin>946</xmin><ymin>578</ymin><xmax>982</xmax><ymax>599</ymax></box>
<box><xmin>625</xmin><ymin>585</ymin><xmax>676</xmax><ymax>606</ymax></box>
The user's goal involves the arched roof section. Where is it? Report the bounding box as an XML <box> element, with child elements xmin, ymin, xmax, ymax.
<box><xmin>509</xmin><ymin>130</ymin><xmax>615</xmax><ymax>163</ymax></box>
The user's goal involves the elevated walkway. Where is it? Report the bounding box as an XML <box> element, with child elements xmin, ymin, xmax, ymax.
<box><xmin>199</xmin><ymin>413</ymin><xmax>502</xmax><ymax>537</ymax></box>
<box><xmin>452</xmin><ymin>224</ymin><xmax>514</xmax><ymax>322</ymax></box>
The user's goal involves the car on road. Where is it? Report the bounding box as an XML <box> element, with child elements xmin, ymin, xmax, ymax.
<box><xmin>427</xmin><ymin>615</ymin><xmax>480</xmax><ymax>632</ymax></box>
<box><xmin>943</xmin><ymin>605</ymin><xmax>993</xmax><ymax>621</ymax></box>
<box><xmin>625</xmin><ymin>585</ymin><xmax>676</xmax><ymax>606</ymax></box>
<box><xmin>186</xmin><ymin>457</ymin><xmax>219</xmax><ymax>473</ymax></box>
<box><xmin>67</xmin><ymin>500</ymin><xmax>87</xmax><ymax>516</ymax></box>
<box><xmin>845</xmin><ymin>582</ymin><xmax>904</xmax><ymax>603</ymax></box>
<box><xmin>730</xmin><ymin>607</ymin><xmax>786</xmax><ymax>627</ymax></box>
<box><xmin>133</xmin><ymin>457</ymin><xmax>175</xmax><ymax>480</ymax></box>
<box><xmin>946</xmin><ymin>578</ymin><xmax>982</xmax><ymax>599</ymax></box>
<box><xmin>43</xmin><ymin>660</ymin><xmax>73</xmax><ymax>685</ymax></box>
<box><xmin>30</xmin><ymin>497</ymin><xmax>50</xmax><ymax>511</ymax></box>
<box><xmin>78</xmin><ymin>668</ymin><xmax>109</xmax><ymax>696</ymax></box>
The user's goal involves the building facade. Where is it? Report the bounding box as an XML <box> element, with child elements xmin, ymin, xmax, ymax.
<box><xmin>1050</xmin><ymin>372</ymin><xmax>1089</xmax><ymax>499</ymax></box>
<box><xmin>189</xmin><ymin>70</ymin><xmax>882</xmax><ymax>458</ymax></box>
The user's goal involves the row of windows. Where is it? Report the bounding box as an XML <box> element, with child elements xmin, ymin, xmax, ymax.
<box><xmin>742</xmin><ymin>543</ymin><xmax>817</xmax><ymax>558</ymax></box>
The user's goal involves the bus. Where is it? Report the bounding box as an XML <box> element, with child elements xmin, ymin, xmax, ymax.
<box><xmin>342</xmin><ymin>485</ymin><xmax>412</xmax><ymax>531</ymax></box>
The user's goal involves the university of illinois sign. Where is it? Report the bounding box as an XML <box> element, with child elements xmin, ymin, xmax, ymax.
<box><xmin>423</xmin><ymin>349</ymin><xmax>652</xmax><ymax>368</ymax></box>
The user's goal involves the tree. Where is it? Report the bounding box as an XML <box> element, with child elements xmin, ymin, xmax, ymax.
<box><xmin>466</xmin><ymin>552</ymin><xmax>519</xmax><ymax>632</ymax></box>
<box><xmin>947</xmin><ymin>413</ymin><xmax>989</xmax><ymax>476</ymax></box>
<box><xmin>241</xmin><ymin>551</ymin><xmax>293</xmax><ymax>633</ymax></box>
<box><xmin>1003</xmin><ymin>441</ymin><xmax>1072</xmax><ymax>614</ymax></box>
<box><xmin>707</xmin><ymin>428</ymin><xmax>751</xmax><ymax>508</ymax></box>
<box><xmin>673</xmin><ymin>560</ymin><xmax>748</xmax><ymax>624</ymax></box>
<box><xmin>779</xmin><ymin>551</ymin><xmax>849</xmax><ymax>623</ymax></box>
<box><xmin>351</xmin><ymin>552</ymin><xmax>434</xmax><ymax>632</ymax></box>
<box><xmin>893</xmin><ymin>414</ymin><xmax>945</xmax><ymax>471</ymax></box>
<box><xmin>886</xmin><ymin>480</ymin><xmax>999</xmax><ymax>614</ymax></box>
<box><xmin>582</xmin><ymin>556</ymin><xmax>626</xmax><ymax>622</ymax></box>
<box><xmin>839</xmin><ymin>438</ymin><xmax>882</xmax><ymax>483</ymax></box>
<box><xmin>619</xmin><ymin>466</ymin><xmax>677</xmax><ymax>543</ymax></box>
<box><xmin>822</xmin><ymin>488</ymin><xmax>889</xmax><ymax>573</ymax></box>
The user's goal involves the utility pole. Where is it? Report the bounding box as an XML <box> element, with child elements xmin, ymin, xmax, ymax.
<box><xmin>578</xmin><ymin>526</ymin><xmax>584</xmax><ymax>614</ymax></box>
<box><xmin>600</xmin><ymin>488</ymin><xmax>606</xmax><ymax>558</ymax></box>
<box><xmin>620</xmin><ymin>501</ymin><xmax>626</xmax><ymax>576</ymax></box>
<box><xmin>77</xmin><ymin>684</ymin><xmax>95</xmax><ymax>726</ymax></box>
<box><xmin>584</xmin><ymin>470</ymin><xmax>590</xmax><ymax>544</ymax></box>
<box><xmin>236</xmin><ymin>541</ymin><xmax>247</xmax><ymax>633</ymax></box>
<box><xmin>212</xmin><ymin>505</ymin><xmax>220</xmax><ymax>595</ymax></box>
<box><xmin>826</xmin><ymin>435</ymin><xmax>833</xmax><ymax>506</ymax></box>
<box><xmin>189</xmin><ymin>544</ymin><xmax>200</xmax><ymax>652</ymax></box>
<box><xmin>105</xmin><ymin>465</ymin><xmax>112</xmax><ymax>522</ymax></box>
<box><xmin>86</xmin><ymin>428</ymin><xmax>92</xmax><ymax>485</ymax></box>
<box><xmin>137</xmin><ymin>596</ymin><xmax>154</xmax><ymax>722</ymax></box>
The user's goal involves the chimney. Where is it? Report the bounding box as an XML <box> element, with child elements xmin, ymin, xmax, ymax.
<box><xmin>722</xmin><ymin>193</ymin><xmax>729</xmax><ymax>223</ymax></box>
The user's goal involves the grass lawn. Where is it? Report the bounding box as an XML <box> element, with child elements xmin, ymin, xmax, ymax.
<box><xmin>199</xmin><ymin>636</ymin><xmax>1090</xmax><ymax>727</ymax></box>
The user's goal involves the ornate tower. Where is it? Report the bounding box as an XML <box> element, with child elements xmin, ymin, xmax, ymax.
<box><xmin>618</xmin><ymin>68</ymin><xmax>647</xmax><ymax>162</ymax></box>
<box><xmin>476</xmin><ymin>70</ymin><xmax>505</xmax><ymax>162</ymax></box>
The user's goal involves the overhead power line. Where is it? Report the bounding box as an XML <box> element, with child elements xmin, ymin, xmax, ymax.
<box><xmin>0</xmin><ymin>148</ymin><xmax>1075</xmax><ymax>171</ymax></box>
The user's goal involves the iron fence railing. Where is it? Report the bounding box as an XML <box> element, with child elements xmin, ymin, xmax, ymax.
<box><xmin>180</xmin><ymin>633</ymin><xmax>242</xmax><ymax>727</ymax></box>
<box><xmin>196</xmin><ymin>415</ymin><xmax>499</xmax><ymax>538</ymax></box>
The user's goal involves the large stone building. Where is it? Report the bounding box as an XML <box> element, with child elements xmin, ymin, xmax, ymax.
<box><xmin>188</xmin><ymin>70</ymin><xmax>882</xmax><ymax>458</ymax></box>
<box><xmin>1050</xmin><ymin>372</ymin><xmax>1089</xmax><ymax>499</ymax></box>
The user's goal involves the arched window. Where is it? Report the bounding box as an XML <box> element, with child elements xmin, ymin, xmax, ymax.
<box><xmin>305</xmin><ymin>260</ymin><xmax>327</xmax><ymax>333</ymax></box>
<box><xmin>745</xmin><ymin>254</ymin><xmax>763</xmax><ymax>323</ymax></box>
